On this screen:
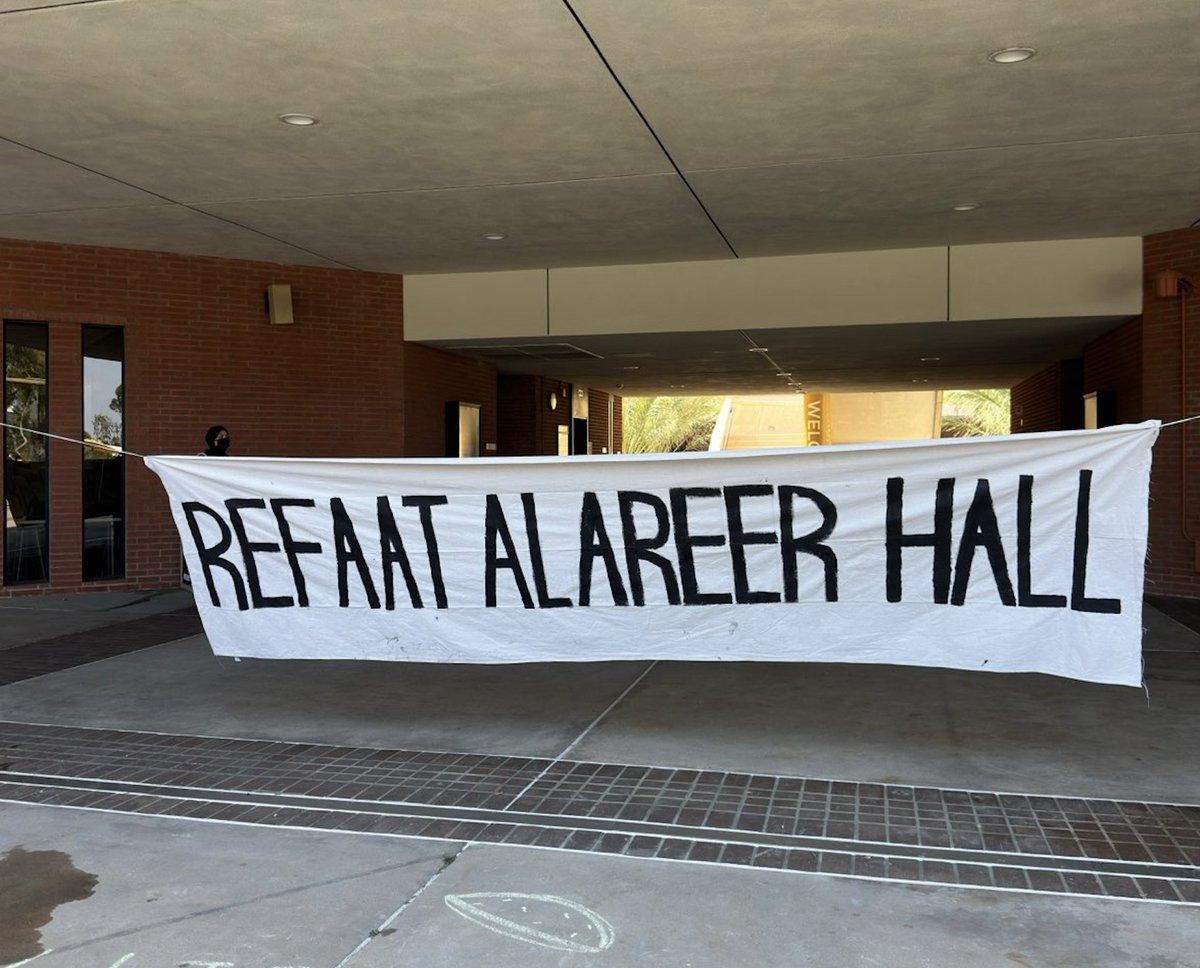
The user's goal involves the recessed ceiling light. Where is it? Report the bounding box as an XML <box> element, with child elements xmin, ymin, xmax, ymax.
<box><xmin>921</xmin><ymin>356</ymin><xmax>941</xmax><ymax>362</ymax></box>
<box><xmin>775</xmin><ymin>371</ymin><xmax>792</xmax><ymax>377</ymax></box>
<box><xmin>278</xmin><ymin>113</ymin><xmax>318</xmax><ymax>126</ymax></box>
<box><xmin>622</xmin><ymin>365</ymin><xmax>640</xmax><ymax>371</ymax></box>
<box><xmin>987</xmin><ymin>47</ymin><xmax>1037</xmax><ymax>64</ymax></box>
<box><xmin>952</xmin><ymin>203</ymin><xmax>979</xmax><ymax>212</ymax></box>
<box><xmin>482</xmin><ymin>232</ymin><xmax>506</xmax><ymax>241</ymax></box>
<box><xmin>749</xmin><ymin>347</ymin><xmax>769</xmax><ymax>353</ymax></box>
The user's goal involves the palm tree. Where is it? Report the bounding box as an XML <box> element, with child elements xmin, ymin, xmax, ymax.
<box><xmin>941</xmin><ymin>388</ymin><xmax>1011</xmax><ymax>437</ymax></box>
<box><xmin>623</xmin><ymin>396</ymin><xmax>725</xmax><ymax>453</ymax></box>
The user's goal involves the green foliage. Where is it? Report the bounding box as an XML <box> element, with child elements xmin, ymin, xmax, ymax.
<box><xmin>88</xmin><ymin>382</ymin><xmax>124</xmax><ymax>450</ymax></box>
<box><xmin>90</xmin><ymin>414</ymin><xmax>122</xmax><ymax>448</ymax></box>
<box><xmin>623</xmin><ymin>396</ymin><xmax>724</xmax><ymax>453</ymax></box>
<box><xmin>942</xmin><ymin>388</ymin><xmax>1011</xmax><ymax>437</ymax></box>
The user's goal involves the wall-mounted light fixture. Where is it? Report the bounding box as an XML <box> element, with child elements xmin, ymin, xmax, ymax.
<box><xmin>1154</xmin><ymin>269</ymin><xmax>1197</xmax><ymax>298</ymax></box>
<box><xmin>266</xmin><ymin>284</ymin><xmax>294</xmax><ymax>325</ymax></box>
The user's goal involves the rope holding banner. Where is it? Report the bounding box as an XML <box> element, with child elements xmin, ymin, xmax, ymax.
<box><xmin>1159</xmin><ymin>413</ymin><xmax>1200</xmax><ymax>428</ymax></box>
<box><xmin>0</xmin><ymin>420</ymin><xmax>144</xmax><ymax>459</ymax></box>
<box><xmin>4</xmin><ymin>414</ymin><xmax>1200</xmax><ymax>458</ymax></box>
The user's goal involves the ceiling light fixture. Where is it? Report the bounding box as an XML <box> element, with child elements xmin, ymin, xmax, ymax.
<box><xmin>952</xmin><ymin>203</ymin><xmax>979</xmax><ymax>212</ymax></box>
<box><xmin>776</xmin><ymin>371</ymin><xmax>792</xmax><ymax>377</ymax></box>
<box><xmin>482</xmin><ymin>232</ymin><xmax>506</xmax><ymax>241</ymax></box>
<box><xmin>749</xmin><ymin>347</ymin><xmax>769</xmax><ymax>353</ymax></box>
<box><xmin>622</xmin><ymin>365</ymin><xmax>640</xmax><ymax>371</ymax></box>
<box><xmin>921</xmin><ymin>356</ymin><xmax>941</xmax><ymax>362</ymax></box>
<box><xmin>278</xmin><ymin>113</ymin><xmax>318</xmax><ymax>126</ymax></box>
<box><xmin>987</xmin><ymin>46</ymin><xmax>1037</xmax><ymax>64</ymax></box>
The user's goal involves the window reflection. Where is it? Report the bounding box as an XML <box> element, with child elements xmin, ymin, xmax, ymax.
<box><xmin>4</xmin><ymin>322</ymin><xmax>49</xmax><ymax>584</ymax></box>
<box><xmin>83</xmin><ymin>326</ymin><xmax>125</xmax><ymax>580</ymax></box>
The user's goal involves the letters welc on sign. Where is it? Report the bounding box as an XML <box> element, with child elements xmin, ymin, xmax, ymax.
<box><xmin>145</xmin><ymin>421</ymin><xmax>1158</xmax><ymax>687</ymax></box>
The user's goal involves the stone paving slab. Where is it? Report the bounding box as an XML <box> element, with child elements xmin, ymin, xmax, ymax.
<box><xmin>0</xmin><ymin>611</ymin><xmax>202</xmax><ymax>686</ymax></box>
<box><xmin>342</xmin><ymin>840</ymin><xmax>1200</xmax><ymax>968</ymax></box>
<box><xmin>6</xmin><ymin>800</ymin><xmax>1198</xmax><ymax>968</ymax></box>
<box><xmin>576</xmin><ymin>660</ymin><xmax>1200</xmax><ymax>804</ymax></box>
<box><xmin>0</xmin><ymin>637</ymin><xmax>652</xmax><ymax>758</ymax></box>
<box><xmin>3</xmin><ymin>633</ymin><xmax>1199</xmax><ymax>802</ymax></box>
<box><xmin>2</xmin><ymin>720</ymin><xmax>1196</xmax><ymax>905</ymax></box>
<box><xmin>0</xmin><ymin>801</ymin><xmax>449</xmax><ymax>968</ymax></box>
<box><xmin>0</xmin><ymin>590</ymin><xmax>195</xmax><ymax>652</ymax></box>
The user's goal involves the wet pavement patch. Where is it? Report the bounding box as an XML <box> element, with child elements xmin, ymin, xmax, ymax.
<box><xmin>0</xmin><ymin>845</ymin><xmax>98</xmax><ymax>964</ymax></box>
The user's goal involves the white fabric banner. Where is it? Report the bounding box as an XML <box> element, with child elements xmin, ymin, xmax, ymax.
<box><xmin>146</xmin><ymin>422</ymin><xmax>1158</xmax><ymax>686</ymax></box>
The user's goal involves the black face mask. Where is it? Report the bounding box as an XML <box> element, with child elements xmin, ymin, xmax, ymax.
<box><xmin>211</xmin><ymin>438</ymin><xmax>230</xmax><ymax>455</ymax></box>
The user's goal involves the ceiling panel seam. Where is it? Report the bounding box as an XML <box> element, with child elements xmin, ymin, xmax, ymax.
<box><xmin>559</xmin><ymin>0</ymin><xmax>739</xmax><ymax>259</ymax></box>
<box><xmin>0</xmin><ymin>133</ymin><xmax>355</xmax><ymax>269</ymax></box>
<box><xmin>0</xmin><ymin>0</ymin><xmax>121</xmax><ymax>16</ymax></box>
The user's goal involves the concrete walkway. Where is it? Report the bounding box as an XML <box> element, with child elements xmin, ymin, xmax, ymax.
<box><xmin>0</xmin><ymin>591</ymin><xmax>1197</xmax><ymax>967</ymax></box>
<box><xmin>0</xmin><ymin>589</ymin><xmax>194</xmax><ymax>652</ymax></box>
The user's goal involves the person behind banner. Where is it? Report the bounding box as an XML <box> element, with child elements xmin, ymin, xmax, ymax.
<box><xmin>201</xmin><ymin>425</ymin><xmax>230</xmax><ymax>457</ymax></box>
<box><xmin>184</xmin><ymin>425</ymin><xmax>231</xmax><ymax>587</ymax></box>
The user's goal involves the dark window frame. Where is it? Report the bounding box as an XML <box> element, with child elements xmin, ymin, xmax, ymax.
<box><xmin>81</xmin><ymin>324</ymin><xmax>126</xmax><ymax>582</ymax></box>
<box><xmin>3</xmin><ymin>319</ymin><xmax>51</xmax><ymax>585</ymax></box>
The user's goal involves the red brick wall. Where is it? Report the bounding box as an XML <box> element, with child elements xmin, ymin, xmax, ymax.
<box><xmin>542</xmin><ymin>379</ymin><xmax>571</xmax><ymax>455</ymax></box>
<box><xmin>496</xmin><ymin>378</ymin><xmax>621</xmax><ymax>456</ymax></box>
<box><xmin>1016</xmin><ymin>230</ymin><xmax>1200</xmax><ymax>597</ymax></box>
<box><xmin>1083</xmin><ymin>317</ymin><xmax>1143</xmax><ymax>425</ymax></box>
<box><xmin>1010</xmin><ymin>360</ymin><xmax>1083</xmax><ymax>433</ymax></box>
<box><xmin>497</xmin><ymin>375</ymin><xmax>541</xmax><ymax>456</ymax></box>
<box><xmin>1011</xmin><ymin>365</ymin><xmax>1061</xmax><ymax>433</ymax></box>
<box><xmin>0</xmin><ymin>236</ymin><xmax>406</xmax><ymax>595</ymax></box>
<box><xmin>497</xmin><ymin>374</ymin><xmax>575</xmax><ymax>456</ymax></box>
<box><xmin>1142</xmin><ymin>228</ymin><xmax>1200</xmax><ymax>596</ymax></box>
<box><xmin>1012</xmin><ymin>321</ymin><xmax>1143</xmax><ymax>431</ymax></box>
<box><xmin>48</xmin><ymin>324</ymin><xmax>84</xmax><ymax>586</ymax></box>
<box><xmin>587</xmin><ymin>389</ymin><xmax>615</xmax><ymax>454</ymax></box>
<box><xmin>403</xmin><ymin>343</ymin><xmax>498</xmax><ymax>457</ymax></box>
<box><xmin>584</xmin><ymin>389</ymin><xmax>624</xmax><ymax>455</ymax></box>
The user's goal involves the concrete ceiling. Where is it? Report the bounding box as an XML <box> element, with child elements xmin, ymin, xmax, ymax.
<box><xmin>0</xmin><ymin>0</ymin><xmax>1193</xmax><ymax>391</ymax></box>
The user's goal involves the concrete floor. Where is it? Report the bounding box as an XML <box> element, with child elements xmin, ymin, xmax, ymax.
<box><xmin>0</xmin><ymin>590</ymin><xmax>193</xmax><ymax>652</ymax></box>
<box><xmin>1</xmin><ymin>633</ymin><xmax>1196</xmax><ymax>802</ymax></box>
<box><xmin>4</xmin><ymin>803</ymin><xmax>1199</xmax><ymax>968</ymax></box>
<box><xmin>1</xmin><ymin>592</ymin><xmax>1198</xmax><ymax>967</ymax></box>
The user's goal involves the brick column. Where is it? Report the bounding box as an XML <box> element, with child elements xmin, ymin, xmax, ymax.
<box><xmin>1143</xmin><ymin>228</ymin><xmax>1200</xmax><ymax>596</ymax></box>
<box><xmin>48</xmin><ymin>323</ymin><xmax>83</xmax><ymax>586</ymax></box>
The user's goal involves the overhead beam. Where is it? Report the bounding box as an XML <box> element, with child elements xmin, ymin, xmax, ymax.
<box><xmin>403</xmin><ymin>237</ymin><xmax>1143</xmax><ymax>341</ymax></box>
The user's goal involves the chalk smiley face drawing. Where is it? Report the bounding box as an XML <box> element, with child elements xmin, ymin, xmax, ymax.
<box><xmin>444</xmin><ymin>892</ymin><xmax>615</xmax><ymax>953</ymax></box>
